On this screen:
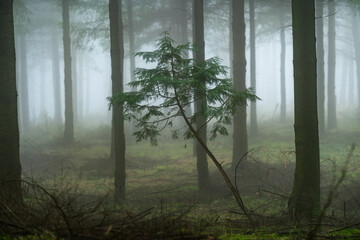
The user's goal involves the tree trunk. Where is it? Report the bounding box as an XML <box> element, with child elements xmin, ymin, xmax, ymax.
<box><xmin>62</xmin><ymin>0</ymin><xmax>74</xmax><ymax>143</ymax></box>
<box><xmin>0</xmin><ymin>0</ymin><xmax>23</xmax><ymax>202</ymax></box>
<box><xmin>72</xmin><ymin>47</ymin><xmax>78</xmax><ymax>124</ymax></box>
<box><xmin>288</xmin><ymin>0</ymin><xmax>320</xmax><ymax>222</ymax></box>
<box><xmin>315</xmin><ymin>0</ymin><xmax>325</xmax><ymax>134</ymax></box>
<box><xmin>51</xmin><ymin>29</ymin><xmax>62</xmax><ymax>124</ymax></box>
<box><xmin>193</xmin><ymin>0</ymin><xmax>209</xmax><ymax>190</ymax></box>
<box><xmin>232</xmin><ymin>0</ymin><xmax>248</xmax><ymax>169</ymax></box>
<box><xmin>249</xmin><ymin>0</ymin><xmax>258</xmax><ymax>136</ymax></box>
<box><xmin>280</xmin><ymin>6</ymin><xmax>286</xmax><ymax>122</ymax></box>
<box><xmin>349</xmin><ymin>59</ymin><xmax>354</xmax><ymax>106</ymax></box>
<box><xmin>19</xmin><ymin>32</ymin><xmax>30</xmax><ymax>131</ymax></box>
<box><xmin>109</xmin><ymin>0</ymin><xmax>126</xmax><ymax>202</ymax></box>
<box><xmin>327</xmin><ymin>0</ymin><xmax>337</xmax><ymax>130</ymax></box>
<box><xmin>78</xmin><ymin>51</ymin><xmax>84</xmax><ymax>121</ymax></box>
<box><xmin>352</xmin><ymin>9</ymin><xmax>360</xmax><ymax>109</ymax></box>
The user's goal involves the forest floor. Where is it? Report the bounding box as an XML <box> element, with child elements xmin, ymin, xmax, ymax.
<box><xmin>4</xmin><ymin>111</ymin><xmax>360</xmax><ymax>239</ymax></box>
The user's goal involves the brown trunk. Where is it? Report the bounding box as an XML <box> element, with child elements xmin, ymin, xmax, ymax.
<box><xmin>249</xmin><ymin>0</ymin><xmax>258</xmax><ymax>136</ymax></box>
<box><xmin>51</xmin><ymin>29</ymin><xmax>62</xmax><ymax>124</ymax></box>
<box><xmin>327</xmin><ymin>0</ymin><xmax>337</xmax><ymax>130</ymax></box>
<box><xmin>315</xmin><ymin>0</ymin><xmax>325</xmax><ymax>134</ymax></box>
<box><xmin>289</xmin><ymin>0</ymin><xmax>320</xmax><ymax>221</ymax></box>
<box><xmin>0</xmin><ymin>0</ymin><xmax>23</xmax><ymax>203</ymax></box>
<box><xmin>109</xmin><ymin>0</ymin><xmax>126</xmax><ymax>202</ymax></box>
<box><xmin>193</xmin><ymin>0</ymin><xmax>209</xmax><ymax>190</ymax></box>
<box><xmin>232</xmin><ymin>0</ymin><xmax>248</xmax><ymax>169</ymax></box>
<box><xmin>62</xmin><ymin>0</ymin><xmax>74</xmax><ymax>143</ymax></box>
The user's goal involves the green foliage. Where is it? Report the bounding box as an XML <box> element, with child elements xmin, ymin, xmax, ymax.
<box><xmin>108</xmin><ymin>32</ymin><xmax>258</xmax><ymax>145</ymax></box>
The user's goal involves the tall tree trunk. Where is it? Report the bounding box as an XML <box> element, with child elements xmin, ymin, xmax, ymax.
<box><xmin>327</xmin><ymin>0</ymin><xmax>337</xmax><ymax>130</ymax></box>
<box><xmin>72</xmin><ymin>47</ymin><xmax>78</xmax><ymax>124</ymax></box>
<box><xmin>249</xmin><ymin>0</ymin><xmax>258</xmax><ymax>136</ymax></box>
<box><xmin>316</xmin><ymin>0</ymin><xmax>325</xmax><ymax>134</ymax></box>
<box><xmin>349</xmin><ymin>59</ymin><xmax>354</xmax><ymax>106</ymax></box>
<box><xmin>109</xmin><ymin>0</ymin><xmax>126</xmax><ymax>202</ymax></box>
<box><xmin>0</xmin><ymin>0</ymin><xmax>23</xmax><ymax>202</ymax></box>
<box><xmin>51</xmin><ymin>29</ymin><xmax>62</xmax><ymax>124</ymax></box>
<box><xmin>40</xmin><ymin>63</ymin><xmax>46</xmax><ymax>113</ymax></box>
<box><xmin>232</xmin><ymin>0</ymin><xmax>248</xmax><ymax>169</ymax></box>
<box><xmin>78</xmin><ymin>51</ymin><xmax>84</xmax><ymax>121</ymax></box>
<box><xmin>62</xmin><ymin>0</ymin><xmax>74</xmax><ymax>143</ymax></box>
<box><xmin>19</xmin><ymin>32</ymin><xmax>30</xmax><ymax>131</ymax></box>
<box><xmin>279</xmin><ymin>6</ymin><xmax>286</xmax><ymax>122</ymax></box>
<box><xmin>288</xmin><ymin>0</ymin><xmax>320</xmax><ymax>221</ymax></box>
<box><xmin>352</xmin><ymin>9</ymin><xmax>360</xmax><ymax>109</ymax></box>
<box><xmin>193</xmin><ymin>0</ymin><xmax>209</xmax><ymax>190</ymax></box>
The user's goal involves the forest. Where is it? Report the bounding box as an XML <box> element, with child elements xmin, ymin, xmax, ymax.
<box><xmin>1</xmin><ymin>0</ymin><xmax>360</xmax><ymax>239</ymax></box>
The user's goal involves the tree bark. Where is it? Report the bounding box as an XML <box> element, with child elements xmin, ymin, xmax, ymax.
<box><xmin>288</xmin><ymin>0</ymin><xmax>320</xmax><ymax>222</ymax></box>
<box><xmin>51</xmin><ymin>29</ymin><xmax>62</xmax><ymax>124</ymax></box>
<box><xmin>352</xmin><ymin>8</ymin><xmax>360</xmax><ymax>109</ymax></box>
<box><xmin>19</xmin><ymin>32</ymin><xmax>30</xmax><ymax>131</ymax></box>
<box><xmin>0</xmin><ymin>0</ymin><xmax>23</xmax><ymax>202</ymax></box>
<box><xmin>193</xmin><ymin>0</ymin><xmax>209</xmax><ymax>190</ymax></box>
<box><xmin>280</xmin><ymin>5</ymin><xmax>286</xmax><ymax>122</ymax></box>
<box><xmin>327</xmin><ymin>0</ymin><xmax>337</xmax><ymax>130</ymax></box>
<box><xmin>315</xmin><ymin>0</ymin><xmax>325</xmax><ymax>134</ymax></box>
<box><xmin>232</xmin><ymin>0</ymin><xmax>248</xmax><ymax>169</ymax></box>
<box><xmin>62</xmin><ymin>0</ymin><xmax>74</xmax><ymax>143</ymax></box>
<box><xmin>249</xmin><ymin>0</ymin><xmax>258</xmax><ymax>136</ymax></box>
<box><xmin>109</xmin><ymin>0</ymin><xmax>126</xmax><ymax>202</ymax></box>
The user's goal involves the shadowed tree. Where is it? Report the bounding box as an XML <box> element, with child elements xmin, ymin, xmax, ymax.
<box><xmin>0</xmin><ymin>0</ymin><xmax>23</xmax><ymax>202</ymax></box>
<box><xmin>232</xmin><ymin>0</ymin><xmax>248</xmax><ymax>169</ymax></box>
<box><xmin>352</xmin><ymin>6</ymin><xmax>360</xmax><ymax>108</ymax></box>
<box><xmin>51</xmin><ymin>28</ymin><xmax>62</xmax><ymax>124</ymax></box>
<box><xmin>193</xmin><ymin>0</ymin><xmax>210</xmax><ymax>190</ymax></box>
<box><xmin>109</xmin><ymin>0</ymin><xmax>126</xmax><ymax>202</ymax></box>
<box><xmin>249</xmin><ymin>0</ymin><xmax>258</xmax><ymax>136</ymax></box>
<box><xmin>288</xmin><ymin>0</ymin><xmax>320</xmax><ymax>221</ymax></box>
<box><xmin>279</xmin><ymin>1</ymin><xmax>286</xmax><ymax>122</ymax></box>
<box><xmin>327</xmin><ymin>0</ymin><xmax>337</xmax><ymax>130</ymax></box>
<box><xmin>62</xmin><ymin>0</ymin><xmax>74</xmax><ymax>143</ymax></box>
<box><xmin>316</xmin><ymin>0</ymin><xmax>325</xmax><ymax>134</ymax></box>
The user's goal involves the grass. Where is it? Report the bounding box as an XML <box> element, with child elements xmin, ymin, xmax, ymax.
<box><xmin>14</xmin><ymin>115</ymin><xmax>360</xmax><ymax>239</ymax></box>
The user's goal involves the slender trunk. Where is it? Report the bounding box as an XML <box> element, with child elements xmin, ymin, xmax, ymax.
<box><xmin>40</xmin><ymin>63</ymin><xmax>46</xmax><ymax>113</ymax></box>
<box><xmin>280</xmin><ymin>7</ymin><xmax>286</xmax><ymax>122</ymax></box>
<box><xmin>339</xmin><ymin>59</ymin><xmax>348</xmax><ymax>106</ymax></box>
<box><xmin>51</xmin><ymin>30</ymin><xmax>62</xmax><ymax>124</ymax></box>
<box><xmin>0</xmin><ymin>0</ymin><xmax>23</xmax><ymax>202</ymax></box>
<box><xmin>349</xmin><ymin>59</ymin><xmax>354</xmax><ymax>106</ymax></box>
<box><xmin>62</xmin><ymin>0</ymin><xmax>74</xmax><ymax>143</ymax></box>
<box><xmin>78</xmin><ymin>51</ymin><xmax>83</xmax><ymax>121</ymax></box>
<box><xmin>232</xmin><ymin>0</ymin><xmax>248</xmax><ymax>169</ymax></box>
<box><xmin>19</xmin><ymin>33</ymin><xmax>30</xmax><ymax>131</ymax></box>
<box><xmin>289</xmin><ymin>0</ymin><xmax>320</xmax><ymax>221</ymax></box>
<box><xmin>327</xmin><ymin>0</ymin><xmax>337</xmax><ymax>130</ymax></box>
<box><xmin>109</xmin><ymin>0</ymin><xmax>126</xmax><ymax>202</ymax></box>
<box><xmin>193</xmin><ymin>0</ymin><xmax>209</xmax><ymax>190</ymax></box>
<box><xmin>352</xmin><ymin>9</ymin><xmax>360</xmax><ymax>109</ymax></box>
<box><xmin>72</xmin><ymin>47</ymin><xmax>78</xmax><ymax>124</ymax></box>
<box><xmin>249</xmin><ymin>0</ymin><xmax>258</xmax><ymax>136</ymax></box>
<box><xmin>316</xmin><ymin>0</ymin><xmax>325</xmax><ymax>134</ymax></box>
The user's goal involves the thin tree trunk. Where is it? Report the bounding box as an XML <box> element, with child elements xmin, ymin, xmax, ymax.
<box><xmin>72</xmin><ymin>47</ymin><xmax>78</xmax><ymax>124</ymax></box>
<box><xmin>109</xmin><ymin>0</ymin><xmax>126</xmax><ymax>202</ymax></box>
<box><xmin>19</xmin><ymin>32</ymin><xmax>30</xmax><ymax>131</ymax></box>
<box><xmin>327</xmin><ymin>0</ymin><xmax>337</xmax><ymax>130</ymax></box>
<box><xmin>249</xmin><ymin>0</ymin><xmax>258</xmax><ymax>136</ymax></box>
<box><xmin>62</xmin><ymin>0</ymin><xmax>74</xmax><ymax>143</ymax></box>
<box><xmin>51</xmin><ymin>29</ymin><xmax>62</xmax><ymax>124</ymax></box>
<box><xmin>0</xmin><ymin>0</ymin><xmax>23</xmax><ymax>202</ymax></box>
<box><xmin>316</xmin><ymin>0</ymin><xmax>325</xmax><ymax>134</ymax></box>
<box><xmin>232</xmin><ymin>0</ymin><xmax>248</xmax><ymax>169</ymax></box>
<box><xmin>349</xmin><ymin>59</ymin><xmax>354</xmax><ymax>106</ymax></box>
<box><xmin>78</xmin><ymin>51</ymin><xmax>83</xmax><ymax>121</ymax></box>
<box><xmin>352</xmin><ymin>9</ymin><xmax>360</xmax><ymax>109</ymax></box>
<box><xmin>280</xmin><ymin>6</ymin><xmax>286</xmax><ymax>122</ymax></box>
<box><xmin>193</xmin><ymin>0</ymin><xmax>209</xmax><ymax>190</ymax></box>
<box><xmin>289</xmin><ymin>0</ymin><xmax>320</xmax><ymax>221</ymax></box>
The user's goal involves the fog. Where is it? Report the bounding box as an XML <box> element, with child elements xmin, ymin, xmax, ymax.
<box><xmin>5</xmin><ymin>0</ymin><xmax>360</xmax><ymax>238</ymax></box>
